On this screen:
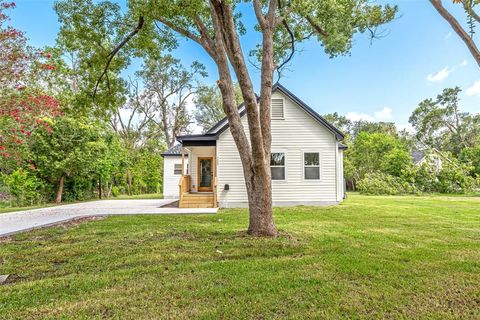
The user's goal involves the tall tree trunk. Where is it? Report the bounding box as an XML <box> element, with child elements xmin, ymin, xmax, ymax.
<box><xmin>106</xmin><ymin>180</ymin><xmax>111</xmax><ymax>198</ymax></box>
<box><xmin>55</xmin><ymin>173</ymin><xmax>66</xmax><ymax>204</ymax></box>
<box><xmin>126</xmin><ymin>169</ymin><xmax>132</xmax><ymax>195</ymax></box>
<box><xmin>245</xmin><ymin>165</ymin><xmax>276</xmax><ymax>236</ymax></box>
<box><xmin>208</xmin><ymin>0</ymin><xmax>278</xmax><ymax>236</ymax></box>
<box><xmin>98</xmin><ymin>175</ymin><xmax>102</xmax><ymax>199</ymax></box>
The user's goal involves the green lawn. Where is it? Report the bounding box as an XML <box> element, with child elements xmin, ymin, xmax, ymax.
<box><xmin>1</xmin><ymin>194</ymin><xmax>479</xmax><ymax>319</ymax></box>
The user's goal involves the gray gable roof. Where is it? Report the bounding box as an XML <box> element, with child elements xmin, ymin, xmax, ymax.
<box><xmin>177</xmin><ymin>83</ymin><xmax>345</xmax><ymax>143</ymax></box>
<box><xmin>161</xmin><ymin>144</ymin><xmax>188</xmax><ymax>157</ymax></box>
<box><xmin>412</xmin><ymin>149</ymin><xmax>425</xmax><ymax>164</ymax></box>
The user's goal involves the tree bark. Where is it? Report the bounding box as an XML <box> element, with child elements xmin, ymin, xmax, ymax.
<box><xmin>126</xmin><ymin>169</ymin><xmax>132</xmax><ymax>195</ymax></box>
<box><xmin>55</xmin><ymin>173</ymin><xmax>66</xmax><ymax>204</ymax></box>
<box><xmin>153</xmin><ymin>1</ymin><xmax>279</xmax><ymax>236</ymax></box>
<box><xmin>209</xmin><ymin>0</ymin><xmax>278</xmax><ymax>236</ymax></box>
<box><xmin>430</xmin><ymin>0</ymin><xmax>480</xmax><ymax>68</ymax></box>
<box><xmin>98</xmin><ymin>175</ymin><xmax>102</xmax><ymax>199</ymax></box>
<box><xmin>245</xmin><ymin>163</ymin><xmax>277</xmax><ymax>236</ymax></box>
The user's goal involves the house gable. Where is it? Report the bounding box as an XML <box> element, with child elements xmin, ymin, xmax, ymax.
<box><xmin>179</xmin><ymin>83</ymin><xmax>344</xmax><ymax>142</ymax></box>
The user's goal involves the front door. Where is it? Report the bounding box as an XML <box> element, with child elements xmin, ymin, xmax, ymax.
<box><xmin>198</xmin><ymin>157</ymin><xmax>213</xmax><ymax>192</ymax></box>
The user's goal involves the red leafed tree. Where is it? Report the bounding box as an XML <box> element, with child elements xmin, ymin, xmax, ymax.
<box><xmin>0</xmin><ymin>1</ymin><xmax>61</xmax><ymax>165</ymax></box>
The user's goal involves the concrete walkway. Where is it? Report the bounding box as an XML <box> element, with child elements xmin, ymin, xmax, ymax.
<box><xmin>0</xmin><ymin>199</ymin><xmax>218</xmax><ymax>237</ymax></box>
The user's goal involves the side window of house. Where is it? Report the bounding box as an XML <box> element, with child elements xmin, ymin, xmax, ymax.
<box><xmin>270</xmin><ymin>152</ymin><xmax>285</xmax><ymax>180</ymax></box>
<box><xmin>304</xmin><ymin>152</ymin><xmax>320</xmax><ymax>180</ymax></box>
<box><xmin>174</xmin><ymin>163</ymin><xmax>182</xmax><ymax>175</ymax></box>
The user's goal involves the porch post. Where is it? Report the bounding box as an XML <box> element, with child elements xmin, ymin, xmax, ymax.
<box><xmin>181</xmin><ymin>145</ymin><xmax>185</xmax><ymax>177</ymax></box>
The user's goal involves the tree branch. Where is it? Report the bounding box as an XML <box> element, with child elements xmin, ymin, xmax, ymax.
<box><xmin>93</xmin><ymin>16</ymin><xmax>144</xmax><ymax>97</ymax></box>
<box><xmin>430</xmin><ymin>0</ymin><xmax>480</xmax><ymax>67</ymax></box>
<box><xmin>462</xmin><ymin>0</ymin><xmax>480</xmax><ymax>24</ymax></box>
<box><xmin>253</xmin><ymin>0</ymin><xmax>267</xmax><ymax>30</ymax></box>
<box><xmin>305</xmin><ymin>15</ymin><xmax>329</xmax><ymax>37</ymax></box>
<box><xmin>276</xmin><ymin>0</ymin><xmax>295</xmax><ymax>78</ymax></box>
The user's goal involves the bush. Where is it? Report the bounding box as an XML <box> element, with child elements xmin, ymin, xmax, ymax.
<box><xmin>413</xmin><ymin>164</ymin><xmax>438</xmax><ymax>193</ymax></box>
<box><xmin>358</xmin><ymin>172</ymin><xmax>418</xmax><ymax>195</ymax></box>
<box><xmin>1</xmin><ymin>169</ymin><xmax>45</xmax><ymax>206</ymax></box>
<box><xmin>436</xmin><ymin>161</ymin><xmax>477</xmax><ymax>194</ymax></box>
<box><xmin>111</xmin><ymin>186</ymin><xmax>120</xmax><ymax>197</ymax></box>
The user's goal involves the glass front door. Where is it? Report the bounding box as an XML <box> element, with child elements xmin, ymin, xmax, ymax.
<box><xmin>198</xmin><ymin>157</ymin><xmax>213</xmax><ymax>192</ymax></box>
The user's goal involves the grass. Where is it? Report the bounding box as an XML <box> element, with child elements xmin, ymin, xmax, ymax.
<box><xmin>0</xmin><ymin>194</ymin><xmax>479</xmax><ymax>319</ymax></box>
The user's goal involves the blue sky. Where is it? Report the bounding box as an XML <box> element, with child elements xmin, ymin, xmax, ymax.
<box><xmin>10</xmin><ymin>0</ymin><xmax>480</xmax><ymax>130</ymax></box>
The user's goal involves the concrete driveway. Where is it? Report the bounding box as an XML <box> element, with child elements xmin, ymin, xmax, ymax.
<box><xmin>0</xmin><ymin>199</ymin><xmax>218</xmax><ymax>237</ymax></box>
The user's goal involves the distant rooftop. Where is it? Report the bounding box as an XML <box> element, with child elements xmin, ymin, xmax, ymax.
<box><xmin>161</xmin><ymin>144</ymin><xmax>187</xmax><ymax>157</ymax></box>
<box><xmin>412</xmin><ymin>149</ymin><xmax>425</xmax><ymax>164</ymax></box>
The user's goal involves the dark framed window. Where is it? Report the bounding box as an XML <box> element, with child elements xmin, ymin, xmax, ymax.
<box><xmin>304</xmin><ymin>152</ymin><xmax>320</xmax><ymax>180</ymax></box>
<box><xmin>174</xmin><ymin>163</ymin><xmax>182</xmax><ymax>175</ymax></box>
<box><xmin>270</xmin><ymin>152</ymin><xmax>285</xmax><ymax>180</ymax></box>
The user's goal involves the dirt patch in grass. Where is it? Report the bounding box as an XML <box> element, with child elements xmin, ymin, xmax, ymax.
<box><xmin>55</xmin><ymin>215</ymin><xmax>106</xmax><ymax>229</ymax></box>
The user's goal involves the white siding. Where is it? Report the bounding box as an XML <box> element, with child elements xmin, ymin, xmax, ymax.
<box><xmin>163</xmin><ymin>156</ymin><xmax>184</xmax><ymax>199</ymax></box>
<box><xmin>336</xmin><ymin>146</ymin><xmax>345</xmax><ymax>201</ymax></box>
<box><xmin>217</xmin><ymin>90</ymin><xmax>340</xmax><ymax>207</ymax></box>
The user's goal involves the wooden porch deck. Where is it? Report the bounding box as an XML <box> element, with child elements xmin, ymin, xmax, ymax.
<box><xmin>178</xmin><ymin>174</ymin><xmax>218</xmax><ymax>208</ymax></box>
<box><xmin>178</xmin><ymin>145</ymin><xmax>218</xmax><ymax>208</ymax></box>
<box><xmin>180</xmin><ymin>192</ymin><xmax>215</xmax><ymax>208</ymax></box>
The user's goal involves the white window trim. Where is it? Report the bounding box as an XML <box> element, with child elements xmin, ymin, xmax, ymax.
<box><xmin>302</xmin><ymin>151</ymin><xmax>322</xmax><ymax>182</ymax></box>
<box><xmin>271</xmin><ymin>150</ymin><xmax>287</xmax><ymax>182</ymax></box>
<box><xmin>271</xmin><ymin>97</ymin><xmax>285</xmax><ymax>120</ymax></box>
<box><xmin>174</xmin><ymin>163</ymin><xmax>182</xmax><ymax>175</ymax></box>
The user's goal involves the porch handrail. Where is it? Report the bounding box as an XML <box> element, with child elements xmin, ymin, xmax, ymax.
<box><xmin>213</xmin><ymin>176</ymin><xmax>218</xmax><ymax>207</ymax></box>
<box><xmin>178</xmin><ymin>175</ymin><xmax>191</xmax><ymax>203</ymax></box>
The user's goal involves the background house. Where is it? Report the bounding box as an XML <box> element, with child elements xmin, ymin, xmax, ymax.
<box><xmin>412</xmin><ymin>148</ymin><xmax>450</xmax><ymax>172</ymax></box>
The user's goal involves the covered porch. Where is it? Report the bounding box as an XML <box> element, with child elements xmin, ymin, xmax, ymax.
<box><xmin>177</xmin><ymin>136</ymin><xmax>218</xmax><ymax>208</ymax></box>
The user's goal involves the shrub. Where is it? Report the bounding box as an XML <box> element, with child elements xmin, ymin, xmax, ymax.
<box><xmin>436</xmin><ymin>161</ymin><xmax>477</xmax><ymax>194</ymax></box>
<box><xmin>413</xmin><ymin>163</ymin><xmax>438</xmax><ymax>193</ymax></box>
<box><xmin>111</xmin><ymin>186</ymin><xmax>120</xmax><ymax>197</ymax></box>
<box><xmin>358</xmin><ymin>172</ymin><xmax>418</xmax><ymax>195</ymax></box>
<box><xmin>1</xmin><ymin>169</ymin><xmax>45</xmax><ymax>206</ymax></box>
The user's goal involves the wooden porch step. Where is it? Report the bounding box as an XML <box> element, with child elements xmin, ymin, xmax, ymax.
<box><xmin>180</xmin><ymin>192</ymin><xmax>215</xmax><ymax>208</ymax></box>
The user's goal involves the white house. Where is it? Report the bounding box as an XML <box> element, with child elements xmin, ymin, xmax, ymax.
<box><xmin>162</xmin><ymin>83</ymin><xmax>346</xmax><ymax>208</ymax></box>
<box><xmin>161</xmin><ymin>145</ymin><xmax>188</xmax><ymax>199</ymax></box>
<box><xmin>412</xmin><ymin>148</ymin><xmax>450</xmax><ymax>172</ymax></box>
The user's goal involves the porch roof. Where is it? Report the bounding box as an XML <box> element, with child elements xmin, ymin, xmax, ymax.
<box><xmin>176</xmin><ymin>134</ymin><xmax>216</xmax><ymax>147</ymax></box>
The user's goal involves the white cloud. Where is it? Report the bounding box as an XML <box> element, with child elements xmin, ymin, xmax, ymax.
<box><xmin>346</xmin><ymin>107</ymin><xmax>393</xmax><ymax>122</ymax></box>
<box><xmin>346</xmin><ymin>111</ymin><xmax>374</xmax><ymax>122</ymax></box>
<box><xmin>426</xmin><ymin>61</ymin><xmax>467</xmax><ymax>83</ymax></box>
<box><xmin>398</xmin><ymin>124</ymin><xmax>414</xmax><ymax>133</ymax></box>
<box><xmin>444</xmin><ymin>32</ymin><xmax>452</xmax><ymax>40</ymax></box>
<box><xmin>466</xmin><ymin>80</ymin><xmax>480</xmax><ymax>96</ymax></box>
<box><xmin>374</xmin><ymin>107</ymin><xmax>393</xmax><ymax>121</ymax></box>
<box><xmin>184</xmin><ymin>94</ymin><xmax>203</xmax><ymax>134</ymax></box>
<box><xmin>426</xmin><ymin>67</ymin><xmax>450</xmax><ymax>82</ymax></box>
